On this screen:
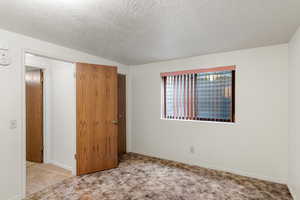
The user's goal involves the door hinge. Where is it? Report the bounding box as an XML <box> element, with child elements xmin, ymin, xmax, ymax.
<box><xmin>74</xmin><ymin>154</ymin><xmax>77</xmax><ymax>160</ymax></box>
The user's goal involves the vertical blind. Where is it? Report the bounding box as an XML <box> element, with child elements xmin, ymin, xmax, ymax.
<box><xmin>162</xmin><ymin>66</ymin><xmax>235</xmax><ymax>122</ymax></box>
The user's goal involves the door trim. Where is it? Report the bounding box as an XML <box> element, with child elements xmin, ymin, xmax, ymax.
<box><xmin>118</xmin><ymin>74</ymin><xmax>127</xmax><ymax>157</ymax></box>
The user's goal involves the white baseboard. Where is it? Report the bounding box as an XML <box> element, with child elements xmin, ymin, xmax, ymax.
<box><xmin>7</xmin><ymin>194</ymin><xmax>21</xmax><ymax>200</ymax></box>
<box><xmin>288</xmin><ymin>184</ymin><xmax>298</xmax><ymax>200</ymax></box>
<box><xmin>49</xmin><ymin>160</ymin><xmax>73</xmax><ymax>171</ymax></box>
<box><xmin>131</xmin><ymin>151</ymin><xmax>287</xmax><ymax>184</ymax></box>
<box><xmin>205</xmin><ymin>164</ymin><xmax>287</xmax><ymax>184</ymax></box>
<box><xmin>193</xmin><ymin>160</ymin><xmax>287</xmax><ymax>184</ymax></box>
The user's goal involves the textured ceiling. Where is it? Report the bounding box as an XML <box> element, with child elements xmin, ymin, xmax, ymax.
<box><xmin>0</xmin><ymin>0</ymin><xmax>299</xmax><ymax>65</ymax></box>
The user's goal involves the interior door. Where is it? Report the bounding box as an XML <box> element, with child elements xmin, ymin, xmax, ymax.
<box><xmin>118</xmin><ymin>74</ymin><xmax>126</xmax><ymax>158</ymax></box>
<box><xmin>76</xmin><ymin>63</ymin><xmax>118</xmax><ymax>175</ymax></box>
<box><xmin>26</xmin><ymin>69</ymin><xmax>44</xmax><ymax>163</ymax></box>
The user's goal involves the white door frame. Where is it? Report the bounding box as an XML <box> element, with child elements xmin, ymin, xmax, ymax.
<box><xmin>20</xmin><ymin>48</ymin><xmax>76</xmax><ymax>199</ymax></box>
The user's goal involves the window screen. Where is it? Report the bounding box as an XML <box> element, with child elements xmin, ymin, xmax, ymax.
<box><xmin>162</xmin><ymin>66</ymin><xmax>235</xmax><ymax>122</ymax></box>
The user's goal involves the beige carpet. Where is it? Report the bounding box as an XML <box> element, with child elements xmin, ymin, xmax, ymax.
<box><xmin>26</xmin><ymin>153</ymin><xmax>292</xmax><ymax>200</ymax></box>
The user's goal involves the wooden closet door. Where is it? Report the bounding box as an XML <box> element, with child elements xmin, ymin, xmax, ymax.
<box><xmin>26</xmin><ymin>69</ymin><xmax>44</xmax><ymax>163</ymax></box>
<box><xmin>76</xmin><ymin>63</ymin><xmax>118</xmax><ymax>175</ymax></box>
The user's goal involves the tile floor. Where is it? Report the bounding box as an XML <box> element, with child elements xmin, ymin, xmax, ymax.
<box><xmin>26</xmin><ymin>161</ymin><xmax>72</xmax><ymax>196</ymax></box>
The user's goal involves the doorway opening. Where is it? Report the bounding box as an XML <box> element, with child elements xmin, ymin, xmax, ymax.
<box><xmin>25</xmin><ymin>53</ymin><xmax>75</xmax><ymax>196</ymax></box>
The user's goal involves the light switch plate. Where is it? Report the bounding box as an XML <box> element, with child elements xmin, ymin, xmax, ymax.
<box><xmin>0</xmin><ymin>48</ymin><xmax>11</xmax><ymax>66</ymax></box>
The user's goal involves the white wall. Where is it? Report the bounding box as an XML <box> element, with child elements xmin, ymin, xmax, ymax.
<box><xmin>0</xmin><ymin>28</ymin><xmax>130</xmax><ymax>200</ymax></box>
<box><xmin>50</xmin><ymin>60</ymin><xmax>76</xmax><ymax>173</ymax></box>
<box><xmin>130</xmin><ymin>44</ymin><xmax>289</xmax><ymax>184</ymax></box>
<box><xmin>288</xmin><ymin>26</ymin><xmax>300</xmax><ymax>199</ymax></box>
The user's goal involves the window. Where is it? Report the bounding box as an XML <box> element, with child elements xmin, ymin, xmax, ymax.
<box><xmin>161</xmin><ymin>66</ymin><xmax>235</xmax><ymax>122</ymax></box>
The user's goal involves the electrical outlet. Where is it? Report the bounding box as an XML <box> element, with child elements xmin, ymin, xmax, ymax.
<box><xmin>190</xmin><ymin>146</ymin><xmax>195</xmax><ymax>154</ymax></box>
<box><xmin>10</xmin><ymin>120</ymin><xmax>17</xmax><ymax>129</ymax></box>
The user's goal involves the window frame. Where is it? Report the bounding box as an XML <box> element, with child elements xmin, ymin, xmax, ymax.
<box><xmin>161</xmin><ymin>66</ymin><xmax>236</xmax><ymax>123</ymax></box>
